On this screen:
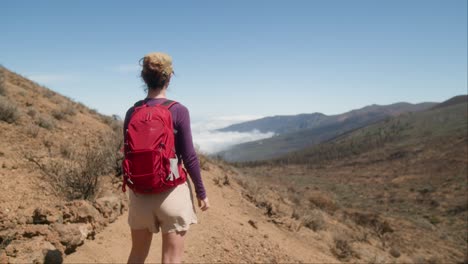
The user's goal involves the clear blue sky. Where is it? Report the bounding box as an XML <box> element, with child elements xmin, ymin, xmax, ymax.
<box><xmin>1</xmin><ymin>0</ymin><xmax>466</xmax><ymax>121</ymax></box>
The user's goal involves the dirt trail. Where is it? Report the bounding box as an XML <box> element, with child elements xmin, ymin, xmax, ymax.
<box><xmin>65</xmin><ymin>165</ymin><xmax>338</xmax><ymax>263</ymax></box>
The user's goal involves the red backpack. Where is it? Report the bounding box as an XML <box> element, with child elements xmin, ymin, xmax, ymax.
<box><xmin>122</xmin><ymin>99</ymin><xmax>187</xmax><ymax>193</ymax></box>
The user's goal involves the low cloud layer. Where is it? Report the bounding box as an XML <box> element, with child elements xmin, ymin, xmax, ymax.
<box><xmin>191</xmin><ymin>115</ymin><xmax>274</xmax><ymax>154</ymax></box>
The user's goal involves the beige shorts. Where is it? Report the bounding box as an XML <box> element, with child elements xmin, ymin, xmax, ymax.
<box><xmin>128</xmin><ymin>181</ymin><xmax>198</xmax><ymax>233</ymax></box>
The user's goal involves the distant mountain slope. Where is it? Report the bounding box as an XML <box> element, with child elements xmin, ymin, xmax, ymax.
<box><xmin>217</xmin><ymin>102</ymin><xmax>436</xmax><ymax>161</ymax></box>
<box><xmin>219</xmin><ymin>102</ymin><xmax>436</xmax><ymax>135</ymax></box>
<box><xmin>218</xmin><ymin>113</ymin><xmax>328</xmax><ymax>134</ymax></box>
<box><xmin>263</xmin><ymin>99</ymin><xmax>468</xmax><ymax>166</ymax></box>
<box><xmin>431</xmin><ymin>94</ymin><xmax>467</xmax><ymax>110</ymax></box>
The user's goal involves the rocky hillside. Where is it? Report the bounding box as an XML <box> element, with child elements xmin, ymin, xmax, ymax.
<box><xmin>0</xmin><ymin>66</ymin><xmax>127</xmax><ymax>262</ymax></box>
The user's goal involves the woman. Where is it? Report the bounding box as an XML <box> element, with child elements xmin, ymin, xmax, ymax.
<box><xmin>123</xmin><ymin>52</ymin><xmax>209</xmax><ymax>263</ymax></box>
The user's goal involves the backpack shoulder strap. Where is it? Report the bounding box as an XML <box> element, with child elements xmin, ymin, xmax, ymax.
<box><xmin>159</xmin><ymin>99</ymin><xmax>178</xmax><ymax>109</ymax></box>
<box><xmin>134</xmin><ymin>100</ymin><xmax>146</xmax><ymax>107</ymax></box>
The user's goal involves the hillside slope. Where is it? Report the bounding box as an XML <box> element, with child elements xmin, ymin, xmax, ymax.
<box><xmin>0</xmin><ymin>66</ymin><xmax>127</xmax><ymax>262</ymax></box>
<box><xmin>0</xmin><ymin>66</ymin><xmax>122</xmax><ymax>209</ymax></box>
<box><xmin>217</xmin><ymin>102</ymin><xmax>436</xmax><ymax>162</ymax></box>
<box><xmin>235</xmin><ymin>100</ymin><xmax>468</xmax><ymax>263</ymax></box>
<box><xmin>219</xmin><ymin>102</ymin><xmax>435</xmax><ymax>134</ymax></box>
<box><xmin>431</xmin><ymin>94</ymin><xmax>467</xmax><ymax>110</ymax></box>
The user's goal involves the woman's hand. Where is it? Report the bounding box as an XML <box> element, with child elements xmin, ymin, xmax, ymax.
<box><xmin>197</xmin><ymin>197</ymin><xmax>210</xmax><ymax>211</ymax></box>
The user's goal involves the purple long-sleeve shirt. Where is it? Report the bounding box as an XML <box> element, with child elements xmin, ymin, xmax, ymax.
<box><xmin>123</xmin><ymin>98</ymin><xmax>207</xmax><ymax>199</ymax></box>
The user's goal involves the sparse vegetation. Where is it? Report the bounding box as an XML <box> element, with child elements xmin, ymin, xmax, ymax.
<box><xmin>51</xmin><ymin>109</ymin><xmax>66</xmax><ymax>120</ymax></box>
<box><xmin>302</xmin><ymin>209</ymin><xmax>326</xmax><ymax>231</ymax></box>
<box><xmin>331</xmin><ymin>237</ymin><xmax>357</xmax><ymax>261</ymax></box>
<box><xmin>0</xmin><ymin>96</ymin><xmax>19</xmax><ymax>124</ymax></box>
<box><xmin>199</xmin><ymin>154</ymin><xmax>210</xmax><ymax>171</ymax></box>
<box><xmin>25</xmin><ymin>124</ymin><xmax>40</xmax><ymax>137</ymax></box>
<box><xmin>51</xmin><ymin>103</ymin><xmax>77</xmax><ymax>120</ymax></box>
<box><xmin>26</xmin><ymin>134</ymin><xmax>121</xmax><ymax>201</ymax></box>
<box><xmin>43</xmin><ymin>88</ymin><xmax>57</xmax><ymax>99</ymax></box>
<box><xmin>0</xmin><ymin>69</ymin><xmax>6</xmax><ymax>95</ymax></box>
<box><xmin>36</xmin><ymin>115</ymin><xmax>56</xmax><ymax>130</ymax></box>
<box><xmin>26</xmin><ymin>107</ymin><xmax>37</xmax><ymax>118</ymax></box>
<box><xmin>230</xmin><ymin>100</ymin><xmax>467</xmax><ymax>263</ymax></box>
<box><xmin>307</xmin><ymin>191</ymin><xmax>338</xmax><ymax>213</ymax></box>
<box><xmin>345</xmin><ymin>211</ymin><xmax>393</xmax><ymax>239</ymax></box>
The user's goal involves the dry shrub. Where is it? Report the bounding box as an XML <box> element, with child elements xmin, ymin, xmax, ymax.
<box><xmin>0</xmin><ymin>70</ymin><xmax>6</xmax><ymax>96</ymax></box>
<box><xmin>51</xmin><ymin>103</ymin><xmax>77</xmax><ymax>121</ymax></box>
<box><xmin>345</xmin><ymin>211</ymin><xmax>393</xmax><ymax>238</ymax></box>
<box><xmin>75</xmin><ymin>102</ymin><xmax>87</xmax><ymax>113</ymax></box>
<box><xmin>62</xmin><ymin>103</ymin><xmax>77</xmax><ymax>116</ymax></box>
<box><xmin>307</xmin><ymin>191</ymin><xmax>338</xmax><ymax>213</ymax></box>
<box><xmin>213</xmin><ymin>174</ymin><xmax>230</xmax><ymax>187</ymax></box>
<box><xmin>43</xmin><ymin>89</ymin><xmax>56</xmax><ymax>99</ymax></box>
<box><xmin>26</xmin><ymin>107</ymin><xmax>37</xmax><ymax>118</ymax></box>
<box><xmin>60</xmin><ymin>143</ymin><xmax>73</xmax><ymax>159</ymax></box>
<box><xmin>0</xmin><ymin>96</ymin><xmax>19</xmax><ymax>124</ymax></box>
<box><xmin>36</xmin><ymin>115</ymin><xmax>56</xmax><ymax>130</ymax></box>
<box><xmin>199</xmin><ymin>154</ymin><xmax>210</xmax><ymax>171</ymax></box>
<box><xmin>51</xmin><ymin>109</ymin><xmax>66</xmax><ymax>120</ymax></box>
<box><xmin>331</xmin><ymin>237</ymin><xmax>357</xmax><ymax>261</ymax></box>
<box><xmin>26</xmin><ymin>135</ymin><xmax>121</xmax><ymax>201</ymax></box>
<box><xmin>302</xmin><ymin>209</ymin><xmax>326</xmax><ymax>231</ymax></box>
<box><xmin>106</xmin><ymin>120</ymin><xmax>124</xmax><ymax>176</ymax></box>
<box><xmin>89</xmin><ymin>108</ymin><xmax>98</xmax><ymax>115</ymax></box>
<box><xmin>25</xmin><ymin>124</ymin><xmax>40</xmax><ymax>138</ymax></box>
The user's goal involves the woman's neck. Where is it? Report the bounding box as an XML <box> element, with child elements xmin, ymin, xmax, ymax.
<box><xmin>146</xmin><ymin>87</ymin><xmax>167</xmax><ymax>99</ymax></box>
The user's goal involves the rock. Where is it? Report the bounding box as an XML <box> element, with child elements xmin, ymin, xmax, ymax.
<box><xmin>64</xmin><ymin>200</ymin><xmax>101</xmax><ymax>224</ymax></box>
<box><xmin>389</xmin><ymin>248</ymin><xmax>401</xmax><ymax>258</ymax></box>
<box><xmin>248</xmin><ymin>220</ymin><xmax>258</xmax><ymax>229</ymax></box>
<box><xmin>94</xmin><ymin>196</ymin><xmax>123</xmax><ymax>223</ymax></box>
<box><xmin>0</xmin><ymin>251</ymin><xmax>8</xmax><ymax>264</ymax></box>
<box><xmin>5</xmin><ymin>236</ymin><xmax>61</xmax><ymax>264</ymax></box>
<box><xmin>18</xmin><ymin>225</ymin><xmax>65</xmax><ymax>254</ymax></box>
<box><xmin>20</xmin><ymin>225</ymin><xmax>51</xmax><ymax>238</ymax></box>
<box><xmin>32</xmin><ymin>207</ymin><xmax>62</xmax><ymax>224</ymax></box>
<box><xmin>53</xmin><ymin>223</ymin><xmax>91</xmax><ymax>254</ymax></box>
<box><xmin>43</xmin><ymin>249</ymin><xmax>63</xmax><ymax>263</ymax></box>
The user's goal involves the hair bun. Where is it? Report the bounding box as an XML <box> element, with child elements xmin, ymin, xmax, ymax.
<box><xmin>140</xmin><ymin>52</ymin><xmax>174</xmax><ymax>89</ymax></box>
<box><xmin>141</xmin><ymin>52</ymin><xmax>173</xmax><ymax>77</ymax></box>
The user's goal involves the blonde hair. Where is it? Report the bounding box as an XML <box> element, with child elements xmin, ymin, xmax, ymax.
<box><xmin>140</xmin><ymin>52</ymin><xmax>174</xmax><ymax>89</ymax></box>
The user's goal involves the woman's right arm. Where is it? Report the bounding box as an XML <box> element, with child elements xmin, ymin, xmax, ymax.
<box><xmin>175</xmin><ymin>105</ymin><xmax>208</xmax><ymax>204</ymax></box>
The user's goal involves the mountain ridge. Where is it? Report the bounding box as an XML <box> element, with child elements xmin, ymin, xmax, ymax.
<box><xmin>218</xmin><ymin>102</ymin><xmax>437</xmax><ymax>134</ymax></box>
<box><xmin>216</xmin><ymin>101</ymin><xmax>437</xmax><ymax>162</ymax></box>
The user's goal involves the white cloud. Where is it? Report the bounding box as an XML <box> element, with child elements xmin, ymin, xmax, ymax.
<box><xmin>191</xmin><ymin>115</ymin><xmax>274</xmax><ymax>154</ymax></box>
<box><xmin>193</xmin><ymin>129</ymin><xmax>274</xmax><ymax>154</ymax></box>
<box><xmin>191</xmin><ymin>115</ymin><xmax>264</xmax><ymax>132</ymax></box>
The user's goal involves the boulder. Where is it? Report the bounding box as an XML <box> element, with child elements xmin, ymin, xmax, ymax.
<box><xmin>0</xmin><ymin>251</ymin><xmax>8</xmax><ymax>264</ymax></box>
<box><xmin>52</xmin><ymin>223</ymin><xmax>91</xmax><ymax>254</ymax></box>
<box><xmin>94</xmin><ymin>196</ymin><xmax>123</xmax><ymax>223</ymax></box>
<box><xmin>4</xmin><ymin>236</ymin><xmax>62</xmax><ymax>264</ymax></box>
<box><xmin>32</xmin><ymin>207</ymin><xmax>62</xmax><ymax>225</ymax></box>
<box><xmin>63</xmin><ymin>200</ymin><xmax>101</xmax><ymax>224</ymax></box>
